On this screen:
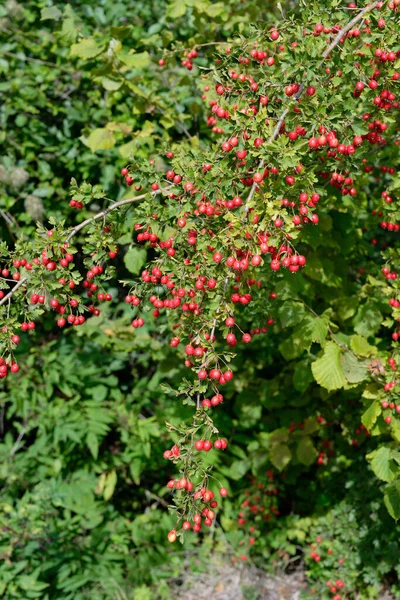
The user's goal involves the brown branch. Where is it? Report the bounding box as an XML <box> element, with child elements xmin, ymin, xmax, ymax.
<box><xmin>321</xmin><ymin>1</ymin><xmax>379</xmax><ymax>60</ymax></box>
<box><xmin>0</xmin><ymin>186</ymin><xmax>172</xmax><ymax>307</ymax></box>
<box><xmin>0</xmin><ymin>276</ymin><xmax>28</xmax><ymax>307</ymax></box>
<box><xmin>66</xmin><ymin>185</ymin><xmax>173</xmax><ymax>243</ymax></box>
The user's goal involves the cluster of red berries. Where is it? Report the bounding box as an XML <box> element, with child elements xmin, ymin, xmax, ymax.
<box><xmin>0</xmin><ymin>356</ymin><xmax>20</xmax><ymax>378</ymax></box>
<box><xmin>200</xmin><ymin>393</ymin><xmax>224</xmax><ymax>408</ymax></box>
<box><xmin>166</xmin><ymin>484</ymin><xmax>228</xmax><ymax>541</ymax></box>
<box><xmin>194</xmin><ymin>438</ymin><xmax>227</xmax><ymax>451</ymax></box>
<box><xmin>69</xmin><ymin>198</ymin><xmax>84</xmax><ymax>210</ymax></box>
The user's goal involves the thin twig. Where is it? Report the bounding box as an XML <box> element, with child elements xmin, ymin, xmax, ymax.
<box><xmin>66</xmin><ymin>185</ymin><xmax>172</xmax><ymax>242</ymax></box>
<box><xmin>10</xmin><ymin>426</ymin><xmax>26</xmax><ymax>457</ymax></box>
<box><xmin>321</xmin><ymin>1</ymin><xmax>379</xmax><ymax>60</ymax></box>
<box><xmin>0</xmin><ymin>276</ymin><xmax>28</xmax><ymax>307</ymax></box>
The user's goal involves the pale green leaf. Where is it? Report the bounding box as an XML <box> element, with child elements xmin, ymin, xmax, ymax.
<box><xmin>366</xmin><ymin>446</ymin><xmax>398</xmax><ymax>483</ymax></box>
<box><xmin>362</xmin><ymin>400</ymin><xmax>382</xmax><ymax>431</ymax></box>
<box><xmin>166</xmin><ymin>0</ymin><xmax>187</xmax><ymax>19</ymax></box>
<box><xmin>205</xmin><ymin>2</ymin><xmax>225</xmax><ymax>17</ymax></box>
<box><xmin>40</xmin><ymin>6</ymin><xmax>62</xmax><ymax>20</ymax></box>
<box><xmin>70</xmin><ymin>37</ymin><xmax>104</xmax><ymax>59</ymax></box>
<box><xmin>120</xmin><ymin>52</ymin><xmax>150</xmax><ymax>69</ymax></box>
<box><xmin>311</xmin><ymin>342</ymin><xmax>345</xmax><ymax>391</ymax></box>
<box><xmin>270</xmin><ymin>444</ymin><xmax>292</xmax><ymax>471</ymax></box>
<box><xmin>340</xmin><ymin>352</ymin><xmax>369</xmax><ymax>384</ymax></box>
<box><xmin>296</xmin><ymin>436</ymin><xmax>318</xmax><ymax>466</ymax></box>
<box><xmin>84</xmin><ymin>128</ymin><xmax>116</xmax><ymax>153</ymax></box>
<box><xmin>350</xmin><ymin>334</ymin><xmax>377</xmax><ymax>357</ymax></box>
<box><xmin>101</xmin><ymin>77</ymin><xmax>122</xmax><ymax>91</ymax></box>
<box><xmin>103</xmin><ymin>470</ymin><xmax>117</xmax><ymax>501</ymax></box>
<box><xmin>384</xmin><ymin>480</ymin><xmax>400</xmax><ymax>520</ymax></box>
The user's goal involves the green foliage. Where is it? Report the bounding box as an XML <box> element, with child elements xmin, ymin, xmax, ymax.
<box><xmin>1</xmin><ymin>0</ymin><xmax>400</xmax><ymax>598</ymax></box>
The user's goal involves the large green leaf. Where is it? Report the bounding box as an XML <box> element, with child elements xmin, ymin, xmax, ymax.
<box><xmin>384</xmin><ymin>481</ymin><xmax>400</xmax><ymax>521</ymax></box>
<box><xmin>84</xmin><ymin>128</ymin><xmax>116</xmax><ymax>153</ymax></box>
<box><xmin>366</xmin><ymin>447</ymin><xmax>398</xmax><ymax>483</ymax></box>
<box><xmin>166</xmin><ymin>0</ymin><xmax>187</xmax><ymax>18</ymax></box>
<box><xmin>70</xmin><ymin>37</ymin><xmax>104</xmax><ymax>59</ymax></box>
<box><xmin>120</xmin><ymin>52</ymin><xmax>151</xmax><ymax>69</ymax></box>
<box><xmin>311</xmin><ymin>342</ymin><xmax>345</xmax><ymax>391</ymax></box>
<box><xmin>40</xmin><ymin>6</ymin><xmax>62</xmax><ymax>20</ymax></box>
<box><xmin>362</xmin><ymin>400</ymin><xmax>382</xmax><ymax>431</ymax></box>
<box><xmin>340</xmin><ymin>351</ymin><xmax>369</xmax><ymax>384</ymax></box>
<box><xmin>353</xmin><ymin>302</ymin><xmax>383</xmax><ymax>338</ymax></box>
<box><xmin>270</xmin><ymin>444</ymin><xmax>292</xmax><ymax>471</ymax></box>
<box><xmin>350</xmin><ymin>334</ymin><xmax>377</xmax><ymax>357</ymax></box>
<box><xmin>296</xmin><ymin>436</ymin><xmax>318</xmax><ymax>466</ymax></box>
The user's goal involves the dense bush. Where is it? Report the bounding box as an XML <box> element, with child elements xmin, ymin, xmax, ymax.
<box><xmin>1</xmin><ymin>0</ymin><xmax>400</xmax><ymax>598</ymax></box>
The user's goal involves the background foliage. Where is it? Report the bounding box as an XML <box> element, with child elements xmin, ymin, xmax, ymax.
<box><xmin>1</xmin><ymin>1</ymin><xmax>400</xmax><ymax>599</ymax></box>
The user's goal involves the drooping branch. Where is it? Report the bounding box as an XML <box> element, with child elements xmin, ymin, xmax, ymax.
<box><xmin>66</xmin><ymin>186</ymin><xmax>173</xmax><ymax>242</ymax></box>
<box><xmin>0</xmin><ymin>186</ymin><xmax>172</xmax><ymax>307</ymax></box>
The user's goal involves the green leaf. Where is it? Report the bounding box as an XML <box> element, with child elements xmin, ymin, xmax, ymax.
<box><xmin>269</xmin><ymin>428</ymin><xmax>289</xmax><ymax>444</ymax></box>
<box><xmin>362</xmin><ymin>400</ymin><xmax>382</xmax><ymax>431</ymax></box>
<box><xmin>340</xmin><ymin>352</ymin><xmax>369</xmax><ymax>384</ymax></box>
<box><xmin>229</xmin><ymin>459</ymin><xmax>251</xmax><ymax>480</ymax></box>
<box><xmin>353</xmin><ymin>302</ymin><xmax>383</xmax><ymax>338</ymax></box>
<box><xmin>270</xmin><ymin>444</ymin><xmax>292</xmax><ymax>471</ymax></box>
<box><xmin>384</xmin><ymin>480</ymin><xmax>400</xmax><ymax>520</ymax></box>
<box><xmin>84</xmin><ymin>128</ymin><xmax>116</xmax><ymax>153</ymax></box>
<box><xmin>278</xmin><ymin>301</ymin><xmax>305</xmax><ymax>328</ymax></box>
<box><xmin>350</xmin><ymin>334</ymin><xmax>377</xmax><ymax>357</ymax></box>
<box><xmin>166</xmin><ymin>0</ymin><xmax>187</xmax><ymax>19</ymax></box>
<box><xmin>70</xmin><ymin>37</ymin><xmax>104</xmax><ymax>59</ymax></box>
<box><xmin>101</xmin><ymin>77</ymin><xmax>122</xmax><ymax>91</ymax></box>
<box><xmin>130</xmin><ymin>459</ymin><xmax>142</xmax><ymax>485</ymax></box>
<box><xmin>103</xmin><ymin>470</ymin><xmax>117</xmax><ymax>501</ymax></box>
<box><xmin>120</xmin><ymin>52</ymin><xmax>151</xmax><ymax>69</ymax></box>
<box><xmin>205</xmin><ymin>2</ymin><xmax>225</xmax><ymax>17</ymax></box>
<box><xmin>366</xmin><ymin>446</ymin><xmax>398</xmax><ymax>483</ymax></box>
<box><xmin>40</xmin><ymin>6</ymin><xmax>62</xmax><ymax>20</ymax></box>
<box><xmin>86</xmin><ymin>432</ymin><xmax>99</xmax><ymax>459</ymax></box>
<box><xmin>390</xmin><ymin>420</ymin><xmax>400</xmax><ymax>443</ymax></box>
<box><xmin>293</xmin><ymin>360</ymin><xmax>313</xmax><ymax>394</ymax></box>
<box><xmin>311</xmin><ymin>342</ymin><xmax>345</xmax><ymax>392</ymax></box>
<box><xmin>296</xmin><ymin>436</ymin><xmax>318</xmax><ymax>466</ymax></box>
<box><xmin>124</xmin><ymin>247</ymin><xmax>147</xmax><ymax>275</ymax></box>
